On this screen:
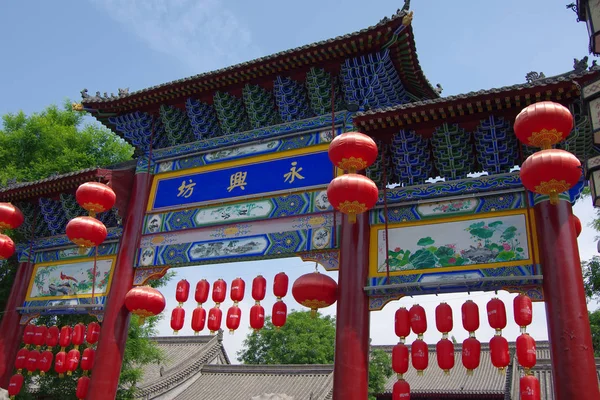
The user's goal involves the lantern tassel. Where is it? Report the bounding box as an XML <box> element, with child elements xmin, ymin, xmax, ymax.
<box><xmin>348</xmin><ymin>213</ymin><xmax>356</xmax><ymax>224</ymax></box>
<box><xmin>59</xmin><ymin>373</ymin><xmax>64</xmax><ymax>379</ymax></box>
<box><xmin>417</xmin><ymin>370</ymin><xmax>424</xmax><ymax>377</ymax></box>
<box><xmin>444</xmin><ymin>370</ymin><xmax>450</xmax><ymax>376</ymax></box>
<box><xmin>78</xmin><ymin>246</ymin><xmax>87</xmax><ymax>255</ymax></box>
<box><xmin>40</xmin><ymin>371</ymin><xmax>45</xmax><ymax>377</ymax></box>
<box><xmin>88</xmin><ymin>210</ymin><xmax>96</xmax><ymax>218</ymax></box>
<box><xmin>549</xmin><ymin>191</ymin><xmax>559</xmax><ymax>205</ymax></box>
<box><xmin>310</xmin><ymin>309</ymin><xmax>317</xmax><ymax>319</ymax></box>
<box><xmin>194</xmin><ymin>331</ymin><xmax>199</xmax><ymax>336</ymax></box>
<box><xmin>138</xmin><ymin>316</ymin><xmax>146</xmax><ymax>326</ymax></box>
<box><xmin>467</xmin><ymin>369</ymin><xmax>474</xmax><ymax>376</ymax></box>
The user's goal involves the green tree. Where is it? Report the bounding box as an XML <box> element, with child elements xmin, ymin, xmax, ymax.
<box><xmin>237</xmin><ymin>311</ymin><xmax>393</xmax><ymax>399</ymax></box>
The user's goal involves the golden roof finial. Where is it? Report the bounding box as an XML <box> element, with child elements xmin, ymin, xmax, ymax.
<box><xmin>71</xmin><ymin>103</ymin><xmax>84</xmax><ymax>112</ymax></box>
<box><xmin>402</xmin><ymin>11</ymin><xmax>414</xmax><ymax>26</ymax></box>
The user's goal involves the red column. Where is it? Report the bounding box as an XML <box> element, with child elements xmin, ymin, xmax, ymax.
<box><xmin>332</xmin><ymin>212</ymin><xmax>370</xmax><ymax>400</ymax></box>
<box><xmin>87</xmin><ymin>171</ymin><xmax>151</xmax><ymax>400</ymax></box>
<box><xmin>0</xmin><ymin>261</ymin><xmax>34</xmax><ymax>388</ymax></box>
<box><xmin>534</xmin><ymin>198</ymin><xmax>600</xmax><ymax>400</ymax></box>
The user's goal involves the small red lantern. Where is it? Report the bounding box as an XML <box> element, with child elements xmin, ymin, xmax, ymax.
<box><xmin>0</xmin><ymin>203</ymin><xmax>24</xmax><ymax>231</ymax></box>
<box><xmin>66</xmin><ymin>216</ymin><xmax>108</xmax><ymax>251</ymax></box>
<box><xmin>436</xmin><ymin>338</ymin><xmax>455</xmax><ymax>375</ymax></box>
<box><xmin>490</xmin><ymin>335</ymin><xmax>510</xmax><ymax>372</ymax></box>
<box><xmin>409</xmin><ymin>304</ymin><xmax>427</xmax><ymax>339</ymax></box>
<box><xmin>54</xmin><ymin>351</ymin><xmax>67</xmax><ymax>378</ymax></box>
<box><xmin>125</xmin><ymin>286</ymin><xmax>166</xmax><ymax>325</ymax></box>
<box><xmin>72</xmin><ymin>323</ymin><xmax>85</xmax><ymax>350</ymax></box>
<box><xmin>272</xmin><ymin>300</ymin><xmax>288</xmax><ymax>328</ymax></box>
<box><xmin>81</xmin><ymin>347</ymin><xmax>95</xmax><ymax>374</ymax></box>
<box><xmin>461</xmin><ymin>300</ymin><xmax>479</xmax><ymax>336</ymax></box>
<box><xmin>520</xmin><ymin>374</ymin><xmax>541</xmax><ymax>400</ymax></box>
<box><xmin>392</xmin><ymin>343</ymin><xmax>409</xmax><ymax>377</ymax></box>
<box><xmin>395</xmin><ymin>307</ymin><xmax>411</xmax><ymax>343</ymax></box>
<box><xmin>59</xmin><ymin>326</ymin><xmax>72</xmax><ymax>351</ymax></box>
<box><xmin>195</xmin><ymin>279</ymin><xmax>210</xmax><ymax>305</ymax></box>
<box><xmin>86</xmin><ymin>322</ymin><xmax>100</xmax><ymax>346</ymax></box>
<box><xmin>77</xmin><ymin>375</ymin><xmax>91</xmax><ymax>400</ymax></box>
<box><xmin>37</xmin><ymin>350</ymin><xmax>53</xmax><ymax>376</ymax></box>
<box><xmin>435</xmin><ymin>302</ymin><xmax>453</xmax><ymax>338</ymax></box>
<box><xmin>76</xmin><ymin>182</ymin><xmax>116</xmax><ymax>216</ymax></box>
<box><xmin>208</xmin><ymin>307</ymin><xmax>223</xmax><ymax>334</ymax></box>
<box><xmin>191</xmin><ymin>306</ymin><xmax>207</xmax><ymax>334</ymax></box>
<box><xmin>7</xmin><ymin>374</ymin><xmax>24</xmax><ymax>398</ymax></box>
<box><xmin>230</xmin><ymin>277</ymin><xmax>246</xmax><ymax>304</ymax></box>
<box><xmin>252</xmin><ymin>275</ymin><xmax>267</xmax><ymax>303</ymax></box>
<box><xmin>26</xmin><ymin>349</ymin><xmax>39</xmax><ymax>375</ymax></box>
<box><xmin>23</xmin><ymin>324</ymin><xmax>36</xmax><ymax>348</ymax></box>
<box><xmin>176</xmin><ymin>279</ymin><xmax>190</xmax><ymax>305</ymax></box>
<box><xmin>66</xmin><ymin>348</ymin><xmax>80</xmax><ymax>376</ymax></box>
<box><xmin>519</xmin><ymin>149</ymin><xmax>582</xmax><ymax>204</ymax></box>
<box><xmin>517</xmin><ymin>333</ymin><xmax>536</xmax><ymax>371</ymax></box>
<box><xmin>33</xmin><ymin>325</ymin><xmax>47</xmax><ymax>350</ymax></box>
<box><xmin>212</xmin><ymin>279</ymin><xmax>227</xmax><ymax>305</ymax></box>
<box><xmin>226</xmin><ymin>306</ymin><xmax>242</xmax><ymax>333</ymax></box>
<box><xmin>514</xmin><ymin>294</ymin><xmax>533</xmax><ymax>332</ymax></box>
<box><xmin>462</xmin><ymin>337</ymin><xmax>481</xmax><ymax>375</ymax></box>
<box><xmin>573</xmin><ymin>215</ymin><xmax>582</xmax><ymax>237</ymax></box>
<box><xmin>46</xmin><ymin>325</ymin><xmax>60</xmax><ymax>348</ymax></box>
<box><xmin>514</xmin><ymin>101</ymin><xmax>573</xmax><ymax>149</ymax></box>
<box><xmin>486</xmin><ymin>298</ymin><xmax>507</xmax><ymax>334</ymax></box>
<box><xmin>327</xmin><ymin>174</ymin><xmax>379</xmax><ymax>223</ymax></box>
<box><xmin>15</xmin><ymin>348</ymin><xmax>28</xmax><ymax>373</ymax></box>
<box><xmin>411</xmin><ymin>339</ymin><xmax>429</xmax><ymax>375</ymax></box>
<box><xmin>170</xmin><ymin>307</ymin><xmax>185</xmax><ymax>334</ymax></box>
<box><xmin>0</xmin><ymin>234</ymin><xmax>15</xmax><ymax>260</ymax></box>
<box><xmin>328</xmin><ymin>131</ymin><xmax>378</xmax><ymax>173</ymax></box>
<box><xmin>392</xmin><ymin>379</ymin><xmax>410</xmax><ymax>400</ymax></box>
<box><xmin>273</xmin><ymin>272</ymin><xmax>289</xmax><ymax>299</ymax></box>
<box><xmin>250</xmin><ymin>304</ymin><xmax>265</xmax><ymax>331</ymax></box>
<box><xmin>292</xmin><ymin>271</ymin><xmax>337</xmax><ymax>317</ymax></box>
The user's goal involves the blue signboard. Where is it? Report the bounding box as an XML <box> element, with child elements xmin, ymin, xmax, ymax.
<box><xmin>151</xmin><ymin>150</ymin><xmax>334</xmax><ymax>210</ymax></box>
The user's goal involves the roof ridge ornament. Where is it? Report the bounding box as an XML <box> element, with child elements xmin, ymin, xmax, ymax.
<box><xmin>525</xmin><ymin>72</ymin><xmax>546</xmax><ymax>84</ymax></box>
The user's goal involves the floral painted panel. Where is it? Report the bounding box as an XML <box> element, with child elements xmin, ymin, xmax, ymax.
<box><xmin>416</xmin><ymin>199</ymin><xmax>478</xmax><ymax>217</ymax></box>
<box><xmin>377</xmin><ymin>214</ymin><xmax>529</xmax><ymax>273</ymax></box>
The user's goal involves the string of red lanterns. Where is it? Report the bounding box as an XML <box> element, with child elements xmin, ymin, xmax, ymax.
<box><xmin>208</xmin><ymin>279</ymin><xmax>226</xmax><ymax>334</ymax></box>
<box><xmin>461</xmin><ymin>300</ymin><xmax>481</xmax><ymax>375</ymax></box>
<box><xmin>435</xmin><ymin>303</ymin><xmax>454</xmax><ymax>375</ymax></box>
<box><xmin>226</xmin><ymin>277</ymin><xmax>245</xmax><ymax>334</ymax></box>
<box><xmin>250</xmin><ymin>275</ymin><xmax>267</xmax><ymax>332</ymax></box>
<box><xmin>0</xmin><ymin>202</ymin><xmax>24</xmax><ymax>260</ymax></box>
<box><xmin>171</xmin><ymin>279</ymin><xmax>190</xmax><ymax>334</ymax></box>
<box><xmin>409</xmin><ymin>304</ymin><xmax>428</xmax><ymax>376</ymax></box>
<box><xmin>272</xmin><ymin>272</ymin><xmax>289</xmax><ymax>329</ymax></box>
<box><xmin>192</xmin><ymin>279</ymin><xmax>209</xmax><ymax>335</ymax></box>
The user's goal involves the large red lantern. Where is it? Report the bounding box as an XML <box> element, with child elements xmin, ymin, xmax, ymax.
<box><xmin>272</xmin><ymin>300</ymin><xmax>288</xmax><ymax>328</ymax></box>
<box><xmin>15</xmin><ymin>348</ymin><xmax>28</xmax><ymax>373</ymax></box>
<box><xmin>46</xmin><ymin>325</ymin><xmax>60</xmax><ymax>348</ymax></box>
<box><xmin>176</xmin><ymin>279</ymin><xmax>190</xmax><ymax>305</ymax></box>
<box><xmin>23</xmin><ymin>324</ymin><xmax>36</xmax><ymax>348</ymax></box>
<box><xmin>435</xmin><ymin>303</ymin><xmax>453</xmax><ymax>338</ymax></box>
<box><xmin>490</xmin><ymin>335</ymin><xmax>510</xmax><ymax>372</ymax></box>
<box><xmin>59</xmin><ymin>326</ymin><xmax>72</xmax><ymax>351</ymax></box>
<box><xmin>7</xmin><ymin>374</ymin><xmax>24</xmax><ymax>398</ymax></box>
<box><xmin>461</xmin><ymin>300</ymin><xmax>479</xmax><ymax>336</ymax></box>
<box><xmin>77</xmin><ymin>376</ymin><xmax>91</xmax><ymax>400</ymax></box>
<box><xmin>392</xmin><ymin>379</ymin><xmax>410</xmax><ymax>400</ymax></box>
<box><xmin>514</xmin><ymin>101</ymin><xmax>573</xmax><ymax>149</ymax></box>
<box><xmin>517</xmin><ymin>333</ymin><xmax>537</xmax><ymax>371</ymax></box>
<box><xmin>411</xmin><ymin>339</ymin><xmax>429</xmax><ymax>375</ymax></box>
<box><xmin>170</xmin><ymin>307</ymin><xmax>185</xmax><ymax>334</ymax></box>
<box><xmin>81</xmin><ymin>347</ymin><xmax>95</xmax><ymax>374</ymax></box>
<box><xmin>208</xmin><ymin>306</ymin><xmax>223</xmax><ymax>334</ymax></box>
<box><xmin>124</xmin><ymin>286</ymin><xmax>166</xmax><ymax>325</ymax></box>
<box><xmin>486</xmin><ymin>298</ymin><xmax>507</xmax><ymax>334</ymax></box>
<box><xmin>520</xmin><ymin>374</ymin><xmax>541</xmax><ymax>400</ymax></box>
<box><xmin>0</xmin><ymin>234</ymin><xmax>15</xmax><ymax>260</ymax></box>
<box><xmin>230</xmin><ymin>277</ymin><xmax>246</xmax><ymax>304</ymax></box>
<box><xmin>191</xmin><ymin>306</ymin><xmax>207</xmax><ymax>334</ymax></box>
<box><xmin>573</xmin><ymin>214</ymin><xmax>582</xmax><ymax>237</ymax></box>
<box><xmin>195</xmin><ymin>279</ymin><xmax>210</xmax><ymax>305</ymax></box>
<box><xmin>66</xmin><ymin>348</ymin><xmax>80</xmax><ymax>375</ymax></box>
<box><xmin>462</xmin><ymin>337</ymin><xmax>481</xmax><ymax>375</ymax></box>
<box><xmin>86</xmin><ymin>322</ymin><xmax>100</xmax><ymax>346</ymax></box>
<box><xmin>395</xmin><ymin>307</ymin><xmax>411</xmax><ymax>343</ymax></box>
<box><xmin>26</xmin><ymin>349</ymin><xmax>39</xmax><ymax>375</ymax></box>
<box><xmin>519</xmin><ymin>149</ymin><xmax>581</xmax><ymax>205</ymax></box>
<box><xmin>392</xmin><ymin>343</ymin><xmax>409</xmax><ymax>378</ymax></box>
<box><xmin>327</xmin><ymin>174</ymin><xmax>379</xmax><ymax>223</ymax></box>
<box><xmin>252</xmin><ymin>275</ymin><xmax>267</xmax><ymax>303</ymax></box>
<box><xmin>250</xmin><ymin>304</ymin><xmax>265</xmax><ymax>332</ymax></box>
<box><xmin>436</xmin><ymin>338</ymin><xmax>455</xmax><ymax>375</ymax></box>
<box><xmin>328</xmin><ymin>131</ymin><xmax>378</xmax><ymax>173</ymax></box>
<box><xmin>76</xmin><ymin>182</ymin><xmax>116</xmax><ymax>216</ymax></box>
<box><xmin>212</xmin><ymin>279</ymin><xmax>227</xmax><ymax>305</ymax></box>
<box><xmin>33</xmin><ymin>325</ymin><xmax>47</xmax><ymax>350</ymax></box>
<box><xmin>292</xmin><ymin>271</ymin><xmax>337</xmax><ymax>317</ymax></box>
<box><xmin>37</xmin><ymin>350</ymin><xmax>53</xmax><ymax>376</ymax></box>
<box><xmin>72</xmin><ymin>323</ymin><xmax>85</xmax><ymax>350</ymax></box>
<box><xmin>226</xmin><ymin>306</ymin><xmax>242</xmax><ymax>333</ymax></box>
<box><xmin>66</xmin><ymin>216</ymin><xmax>108</xmax><ymax>251</ymax></box>
<box><xmin>273</xmin><ymin>272</ymin><xmax>289</xmax><ymax>299</ymax></box>
<box><xmin>0</xmin><ymin>203</ymin><xmax>24</xmax><ymax>231</ymax></box>
<box><xmin>409</xmin><ymin>304</ymin><xmax>427</xmax><ymax>339</ymax></box>
<box><xmin>514</xmin><ymin>294</ymin><xmax>533</xmax><ymax>332</ymax></box>
<box><xmin>54</xmin><ymin>351</ymin><xmax>67</xmax><ymax>378</ymax></box>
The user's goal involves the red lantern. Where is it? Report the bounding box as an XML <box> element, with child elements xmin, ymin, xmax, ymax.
<box><xmin>76</xmin><ymin>182</ymin><xmax>116</xmax><ymax>216</ymax></box>
<box><xmin>226</xmin><ymin>306</ymin><xmax>242</xmax><ymax>333</ymax></box>
<box><xmin>392</xmin><ymin>379</ymin><xmax>410</xmax><ymax>400</ymax></box>
<box><xmin>23</xmin><ymin>324</ymin><xmax>36</xmax><ymax>348</ymax></box>
<box><xmin>176</xmin><ymin>279</ymin><xmax>190</xmax><ymax>305</ymax></box>
<box><xmin>462</xmin><ymin>337</ymin><xmax>481</xmax><ymax>375</ymax></box>
<box><xmin>72</xmin><ymin>323</ymin><xmax>85</xmax><ymax>350</ymax></box>
<box><xmin>77</xmin><ymin>375</ymin><xmax>91</xmax><ymax>400</ymax></box>
<box><xmin>191</xmin><ymin>306</ymin><xmax>207</xmax><ymax>334</ymax></box>
<box><xmin>517</xmin><ymin>333</ymin><xmax>536</xmax><ymax>371</ymax></box>
<box><xmin>409</xmin><ymin>304</ymin><xmax>427</xmax><ymax>339</ymax></box>
<box><xmin>26</xmin><ymin>349</ymin><xmax>39</xmax><ymax>375</ymax></box>
<box><xmin>252</xmin><ymin>275</ymin><xmax>267</xmax><ymax>303</ymax></box>
<box><xmin>436</xmin><ymin>338</ymin><xmax>455</xmax><ymax>374</ymax></box>
<box><xmin>66</xmin><ymin>348</ymin><xmax>80</xmax><ymax>376</ymax></box>
<box><xmin>327</xmin><ymin>174</ymin><xmax>379</xmax><ymax>223</ymax></box>
<box><xmin>54</xmin><ymin>351</ymin><xmax>67</xmax><ymax>378</ymax></box>
<box><xmin>230</xmin><ymin>277</ymin><xmax>246</xmax><ymax>304</ymax></box>
<box><xmin>520</xmin><ymin>374</ymin><xmax>541</xmax><ymax>400</ymax></box>
<box><xmin>395</xmin><ymin>307</ymin><xmax>411</xmax><ymax>342</ymax></box>
<box><xmin>250</xmin><ymin>304</ymin><xmax>265</xmax><ymax>332</ymax></box>
<box><xmin>273</xmin><ymin>272</ymin><xmax>289</xmax><ymax>299</ymax></box>
<box><xmin>490</xmin><ymin>335</ymin><xmax>510</xmax><ymax>372</ymax></box>
<box><xmin>33</xmin><ymin>325</ymin><xmax>47</xmax><ymax>349</ymax></box>
<box><xmin>7</xmin><ymin>374</ymin><xmax>24</xmax><ymax>398</ymax></box>
<box><xmin>411</xmin><ymin>339</ymin><xmax>428</xmax><ymax>375</ymax></box>
<box><xmin>15</xmin><ymin>348</ymin><xmax>28</xmax><ymax>373</ymax></box>
<box><xmin>81</xmin><ymin>347</ymin><xmax>95</xmax><ymax>373</ymax></box>
<box><xmin>461</xmin><ymin>300</ymin><xmax>479</xmax><ymax>335</ymax></box>
<box><xmin>212</xmin><ymin>279</ymin><xmax>227</xmax><ymax>305</ymax></box>
<box><xmin>66</xmin><ymin>216</ymin><xmax>108</xmax><ymax>250</ymax></box>
<box><xmin>272</xmin><ymin>300</ymin><xmax>288</xmax><ymax>328</ymax></box>
<box><xmin>514</xmin><ymin>101</ymin><xmax>573</xmax><ymax>149</ymax></box>
<box><xmin>486</xmin><ymin>298</ymin><xmax>507</xmax><ymax>334</ymax></box>
<box><xmin>392</xmin><ymin>343</ymin><xmax>409</xmax><ymax>376</ymax></box>
<box><xmin>573</xmin><ymin>214</ymin><xmax>582</xmax><ymax>237</ymax></box>
<box><xmin>519</xmin><ymin>149</ymin><xmax>582</xmax><ymax>204</ymax></box>
<box><xmin>0</xmin><ymin>203</ymin><xmax>24</xmax><ymax>231</ymax></box>
<box><xmin>59</xmin><ymin>325</ymin><xmax>72</xmax><ymax>351</ymax></box>
<box><xmin>125</xmin><ymin>286</ymin><xmax>166</xmax><ymax>325</ymax></box>
<box><xmin>291</xmin><ymin>271</ymin><xmax>337</xmax><ymax>317</ymax></box>
<box><xmin>86</xmin><ymin>322</ymin><xmax>100</xmax><ymax>346</ymax></box>
<box><xmin>514</xmin><ymin>294</ymin><xmax>533</xmax><ymax>332</ymax></box>
<box><xmin>208</xmin><ymin>307</ymin><xmax>223</xmax><ymax>334</ymax></box>
<box><xmin>37</xmin><ymin>350</ymin><xmax>53</xmax><ymax>376</ymax></box>
<box><xmin>170</xmin><ymin>307</ymin><xmax>185</xmax><ymax>334</ymax></box>
<box><xmin>195</xmin><ymin>279</ymin><xmax>210</xmax><ymax>305</ymax></box>
<box><xmin>46</xmin><ymin>325</ymin><xmax>60</xmax><ymax>348</ymax></box>
<box><xmin>435</xmin><ymin>303</ymin><xmax>453</xmax><ymax>337</ymax></box>
<box><xmin>328</xmin><ymin>131</ymin><xmax>378</xmax><ymax>172</ymax></box>
<box><xmin>0</xmin><ymin>234</ymin><xmax>15</xmax><ymax>260</ymax></box>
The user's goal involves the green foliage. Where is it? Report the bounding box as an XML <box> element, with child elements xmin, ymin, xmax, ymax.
<box><xmin>582</xmin><ymin>256</ymin><xmax>600</xmax><ymax>300</ymax></box>
<box><xmin>368</xmin><ymin>349</ymin><xmax>393</xmax><ymax>400</ymax></box>
<box><xmin>589</xmin><ymin>310</ymin><xmax>600</xmax><ymax>357</ymax></box>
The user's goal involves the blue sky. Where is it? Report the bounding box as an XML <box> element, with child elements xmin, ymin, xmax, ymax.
<box><xmin>1</xmin><ymin>1</ymin><xmax>599</xmax><ymax>361</ymax></box>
